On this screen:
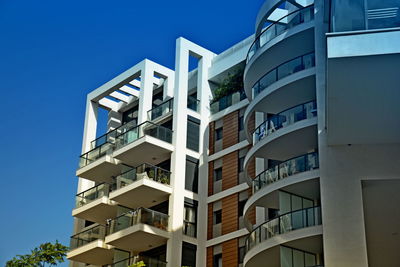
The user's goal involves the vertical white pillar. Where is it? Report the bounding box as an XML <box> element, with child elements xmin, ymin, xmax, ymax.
<box><xmin>137</xmin><ymin>60</ymin><xmax>154</xmax><ymax>124</ymax></box>
<box><xmin>196</xmin><ymin>54</ymin><xmax>214</xmax><ymax>267</ymax></box>
<box><xmin>107</xmin><ymin>110</ymin><xmax>122</xmax><ymax>131</ymax></box>
<box><xmin>166</xmin><ymin>38</ymin><xmax>189</xmax><ymax>267</ymax></box>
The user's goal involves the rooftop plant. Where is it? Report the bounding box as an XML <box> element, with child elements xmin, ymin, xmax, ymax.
<box><xmin>211</xmin><ymin>69</ymin><xmax>244</xmax><ymax>103</ymax></box>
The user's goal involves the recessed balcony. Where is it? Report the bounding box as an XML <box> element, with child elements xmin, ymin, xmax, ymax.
<box><xmin>72</xmin><ymin>183</ymin><xmax>118</xmax><ymax>224</ymax></box>
<box><xmin>67</xmin><ymin>224</ymin><xmax>113</xmax><ymax>265</ymax></box>
<box><xmin>104</xmin><ymin>255</ymin><xmax>167</xmax><ymax>267</ymax></box>
<box><xmin>109</xmin><ymin>163</ymin><xmax>172</xmax><ymax>209</ymax></box>
<box><xmin>210</xmin><ymin>89</ymin><xmax>247</xmax><ymax>115</ymax></box>
<box><xmin>113</xmin><ymin>121</ymin><xmax>174</xmax><ymax>167</ymax></box>
<box><xmin>105</xmin><ymin>208</ymin><xmax>170</xmax><ymax>251</ymax></box>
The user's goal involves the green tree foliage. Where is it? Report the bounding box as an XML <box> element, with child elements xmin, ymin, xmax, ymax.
<box><xmin>6</xmin><ymin>241</ymin><xmax>68</xmax><ymax>267</ymax></box>
<box><xmin>212</xmin><ymin>69</ymin><xmax>244</xmax><ymax>103</ymax></box>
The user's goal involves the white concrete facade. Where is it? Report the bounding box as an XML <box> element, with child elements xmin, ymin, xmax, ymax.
<box><xmin>69</xmin><ymin>1</ymin><xmax>400</xmax><ymax>267</ymax></box>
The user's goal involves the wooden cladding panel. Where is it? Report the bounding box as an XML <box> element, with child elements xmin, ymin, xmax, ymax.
<box><xmin>207</xmin><ymin>203</ymin><xmax>213</xmax><ymax>240</ymax></box>
<box><xmin>209</xmin><ymin>121</ymin><xmax>215</xmax><ymax>155</ymax></box>
<box><xmin>222</xmin><ymin>151</ymin><xmax>238</xmax><ymax>191</ymax></box>
<box><xmin>248</xmin><ymin>111</ymin><xmax>256</xmax><ymax>134</ymax></box>
<box><xmin>222</xmin><ymin>194</ymin><xmax>238</xmax><ymax>235</ymax></box>
<box><xmin>247</xmin><ymin>187</ymin><xmax>256</xmax><ymax>225</ymax></box>
<box><xmin>247</xmin><ymin>154</ymin><xmax>256</xmax><ymax>179</ymax></box>
<box><xmin>222</xmin><ymin>239</ymin><xmax>238</xmax><ymax>267</ymax></box>
<box><xmin>222</xmin><ymin>110</ymin><xmax>239</xmax><ymax>149</ymax></box>
<box><xmin>207</xmin><ymin>246</ymin><xmax>213</xmax><ymax>267</ymax></box>
<box><xmin>208</xmin><ymin>161</ymin><xmax>214</xmax><ymax>196</ymax></box>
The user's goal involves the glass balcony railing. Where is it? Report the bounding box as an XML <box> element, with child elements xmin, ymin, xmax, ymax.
<box><xmin>107</xmin><ymin>208</ymin><xmax>169</xmax><ymax>234</ymax></box>
<box><xmin>252</xmin><ymin>52</ymin><xmax>315</xmax><ymax>98</ymax></box>
<box><xmin>210</xmin><ymin>89</ymin><xmax>246</xmax><ymax>114</ymax></box>
<box><xmin>253</xmin><ymin>100</ymin><xmax>317</xmax><ymax>144</ymax></box>
<box><xmin>115</xmin><ymin>121</ymin><xmax>173</xmax><ymax>149</ymax></box>
<box><xmin>113</xmin><ymin>163</ymin><xmax>171</xmax><ymax>190</ymax></box>
<box><xmin>247</xmin><ymin>5</ymin><xmax>314</xmax><ymax>63</ymax></box>
<box><xmin>148</xmin><ymin>98</ymin><xmax>173</xmax><ymax>121</ymax></box>
<box><xmin>187</xmin><ymin>95</ymin><xmax>200</xmax><ymax>112</ymax></box>
<box><xmin>79</xmin><ymin>141</ymin><xmax>114</xmax><ymax>168</ymax></box>
<box><xmin>105</xmin><ymin>255</ymin><xmax>167</xmax><ymax>267</ymax></box>
<box><xmin>245</xmin><ymin>206</ymin><xmax>322</xmax><ymax>253</ymax></box>
<box><xmin>75</xmin><ymin>183</ymin><xmax>110</xmax><ymax>208</ymax></box>
<box><xmin>70</xmin><ymin>224</ymin><xmax>106</xmax><ymax>250</ymax></box>
<box><xmin>252</xmin><ymin>152</ymin><xmax>319</xmax><ymax>193</ymax></box>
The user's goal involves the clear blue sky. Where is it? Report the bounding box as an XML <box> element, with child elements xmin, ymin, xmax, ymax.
<box><xmin>0</xmin><ymin>0</ymin><xmax>262</xmax><ymax>265</ymax></box>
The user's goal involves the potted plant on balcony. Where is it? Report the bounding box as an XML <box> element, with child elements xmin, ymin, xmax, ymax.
<box><xmin>128</xmin><ymin>261</ymin><xmax>146</xmax><ymax>267</ymax></box>
<box><xmin>210</xmin><ymin>69</ymin><xmax>244</xmax><ymax>104</ymax></box>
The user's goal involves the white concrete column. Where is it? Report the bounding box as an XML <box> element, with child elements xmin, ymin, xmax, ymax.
<box><xmin>137</xmin><ymin>61</ymin><xmax>154</xmax><ymax>124</ymax></box>
<box><xmin>196</xmin><ymin>54</ymin><xmax>214</xmax><ymax>267</ymax></box>
<box><xmin>166</xmin><ymin>38</ymin><xmax>189</xmax><ymax>267</ymax></box>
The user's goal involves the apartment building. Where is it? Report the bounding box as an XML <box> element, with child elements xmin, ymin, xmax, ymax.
<box><xmin>68</xmin><ymin>0</ymin><xmax>400</xmax><ymax>267</ymax></box>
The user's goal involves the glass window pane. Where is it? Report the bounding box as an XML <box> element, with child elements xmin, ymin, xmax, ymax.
<box><xmin>281</xmin><ymin>246</ymin><xmax>293</xmax><ymax>267</ymax></box>
<box><xmin>293</xmin><ymin>249</ymin><xmax>305</xmax><ymax>267</ymax></box>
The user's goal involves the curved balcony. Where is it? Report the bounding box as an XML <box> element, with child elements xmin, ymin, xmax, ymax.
<box><xmin>105</xmin><ymin>207</ymin><xmax>170</xmax><ymax>251</ymax></box>
<box><xmin>67</xmin><ymin>224</ymin><xmax>113</xmax><ymax>265</ymax></box>
<box><xmin>244</xmin><ymin>101</ymin><xmax>317</xmax><ymax>170</ymax></box>
<box><xmin>253</xmin><ymin>100</ymin><xmax>316</xmax><ymax>144</ymax></box>
<box><xmin>245</xmin><ymin>6</ymin><xmax>315</xmax><ymax>101</ymax></box>
<box><xmin>252</xmin><ymin>52</ymin><xmax>315</xmax><ymax>100</ymax></box>
<box><xmin>244</xmin><ymin>206</ymin><xmax>322</xmax><ymax>267</ymax></box>
<box><xmin>109</xmin><ymin>163</ymin><xmax>172</xmax><ymax>209</ymax></box>
<box><xmin>252</xmin><ymin>152</ymin><xmax>318</xmax><ymax>191</ymax></box>
<box><xmin>248</xmin><ymin>5</ymin><xmax>314</xmax><ymax>64</ymax></box>
<box><xmin>72</xmin><ymin>183</ymin><xmax>118</xmax><ymax>224</ymax></box>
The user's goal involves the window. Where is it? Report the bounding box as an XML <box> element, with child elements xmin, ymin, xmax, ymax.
<box><xmin>238</xmin><ymin>199</ymin><xmax>246</xmax><ymax>217</ymax></box>
<box><xmin>239</xmin><ymin>246</ymin><xmax>245</xmax><ymax>264</ymax></box>
<box><xmin>213</xmin><ymin>210</ymin><xmax>222</xmax><ymax>224</ymax></box>
<box><xmin>238</xmin><ymin>156</ymin><xmax>245</xmax><ymax>173</ymax></box>
<box><xmin>214</xmin><ymin>167</ymin><xmax>222</xmax><ymax>181</ymax></box>
<box><xmin>183</xmin><ymin>199</ymin><xmax>197</xmax><ymax>238</ymax></box>
<box><xmin>215</xmin><ymin>127</ymin><xmax>223</xmax><ymax>140</ymax></box>
<box><xmin>187</xmin><ymin>116</ymin><xmax>200</xmax><ymax>152</ymax></box>
<box><xmin>239</xmin><ymin>115</ymin><xmax>244</xmax><ymax>131</ymax></box>
<box><xmin>185</xmin><ymin>157</ymin><xmax>199</xmax><ymax>193</ymax></box>
<box><xmin>122</xmin><ymin>106</ymin><xmax>138</xmax><ymax>124</ymax></box>
<box><xmin>213</xmin><ymin>253</ymin><xmax>222</xmax><ymax>267</ymax></box>
<box><xmin>181</xmin><ymin>242</ymin><xmax>196</xmax><ymax>267</ymax></box>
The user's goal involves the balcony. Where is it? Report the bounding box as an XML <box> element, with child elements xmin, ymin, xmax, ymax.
<box><xmin>210</xmin><ymin>89</ymin><xmax>246</xmax><ymax>114</ymax></box>
<box><xmin>105</xmin><ymin>208</ymin><xmax>170</xmax><ymax>251</ymax></box>
<box><xmin>77</xmin><ymin>141</ymin><xmax>121</xmax><ymax>183</ymax></box>
<box><xmin>246</xmin><ymin>206</ymin><xmax>322</xmax><ymax>253</ymax></box>
<box><xmin>244</xmin><ymin>100</ymin><xmax>318</xmax><ymax>163</ymax></box>
<box><xmin>247</xmin><ymin>5</ymin><xmax>314</xmax><ymax>64</ymax></box>
<box><xmin>72</xmin><ymin>183</ymin><xmax>118</xmax><ymax>224</ymax></box>
<box><xmin>67</xmin><ymin>224</ymin><xmax>113</xmax><ymax>265</ymax></box>
<box><xmin>187</xmin><ymin>95</ymin><xmax>200</xmax><ymax>112</ymax></box>
<box><xmin>148</xmin><ymin>98</ymin><xmax>173</xmax><ymax>122</ymax></box>
<box><xmin>109</xmin><ymin>164</ymin><xmax>172</xmax><ymax>209</ymax></box>
<box><xmin>113</xmin><ymin>121</ymin><xmax>174</xmax><ymax>166</ymax></box>
<box><xmin>105</xmin><ymin>255</ymin><xmax>167</xmax><ymax>267</ymax></box>
<box><xmin>252</xmin><ymin>152</ymin><xmax>319</xmax><ymax>193</ymax></box>
<box><xmin>252</xmin><ymin>52</ymin><xmax>315</xmax><ymax>99</ymax></box>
